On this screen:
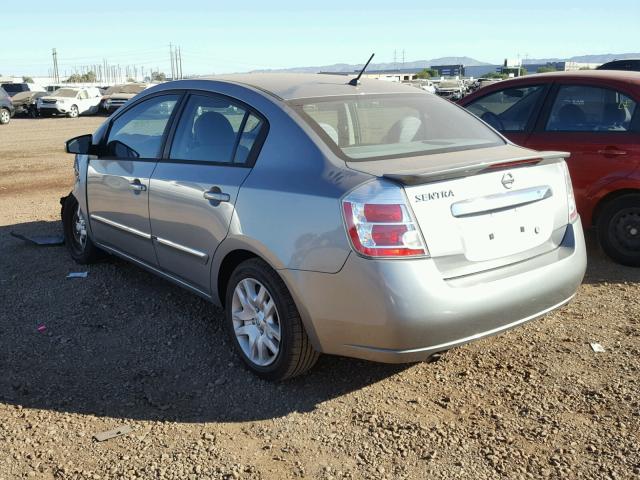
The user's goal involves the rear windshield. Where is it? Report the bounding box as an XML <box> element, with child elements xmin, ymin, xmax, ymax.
<box><xmin>294</xmin><ymin>93</ymin><xmax>503</xmax><ymax>161</ymax></box>
<box><xmin>2</xmin><ymin>84</ymin><xmax>27</xmax><ymax>93</ymax></box>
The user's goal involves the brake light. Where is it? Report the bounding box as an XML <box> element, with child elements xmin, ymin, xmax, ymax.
<box><xmin>561</xmin><ymin>161</ymin><xmax>578</xmax><ymax>222</ymax></box>
<box><xmin>342</xmin><ymin>180</ymin><xmax>428</xmax><ymax>258</ymax></box>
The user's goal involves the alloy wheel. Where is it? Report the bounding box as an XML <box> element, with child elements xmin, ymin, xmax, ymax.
<box><xmin>231</xmin><ymin>278</ymin><xmax>281</xmax><ymax>366</ymax></box>
<box><xmin>72</xmin><ymin>205</ymin><xmax>88</xmax><ymax>252</ymax></box>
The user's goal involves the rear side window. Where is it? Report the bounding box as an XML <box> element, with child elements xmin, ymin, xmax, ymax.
<box><xmin>466</xmin><ymin>85</ymin><xmax>545</xmax><ymax>132</ymax></box>
<box><xmin>105</xmin><ymin>95</ymin><xmax>179</xmax><ymax>159</ymax></box>
<box><xmin>545</xmin><ymin>85</ymin><xmax>637</xmax><ymax>132</ymax></box>
<box><xmin>169</xmin><ymin>94</ymin><xmax>264</xmax><ymax>165</ymax></box>
<box><xmin>296</xmin><ymin>93</ymin><xmax>503</xmax><ymax>161</ymax></box>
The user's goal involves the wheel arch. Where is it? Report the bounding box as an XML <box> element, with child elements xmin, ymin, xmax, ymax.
<box><xmin>591</xmin><ymin>188</ymin><xmax>640</xmax><ymax>227</ymax></box>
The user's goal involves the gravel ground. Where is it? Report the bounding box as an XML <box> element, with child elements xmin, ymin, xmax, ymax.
<box><xmin>0</xmin><ymin>117</ymin><xmax>639</xmax><ymax>480</ymax></box>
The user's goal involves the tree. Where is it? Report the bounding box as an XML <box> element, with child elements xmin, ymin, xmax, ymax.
<box><xmin>22</xmin><ymin>76</ymin><xmax>34</xmax><ymax>83</ymax></box>
<box><xmin>151</xmin><ymin>71</ymin><xmax>167</xmax><ymax>82</ymax></box>
<box><xmin>64</xmin><ymin>71</ymin><xmax>97</xmax><ymax>83</ymax></box>
<box><xmin>415</xmin><ymin>68</ymin><xmax>439</xmax><ymax>79</ymax></box>
<box><xmin>127</xmin><ymin>77</ymin><xmax>136</xmax><ymax>83</ymax></box>
<box><xmin>537</xmin><ymin>66</ymin><xmax>557</xmax><ymax>73</ymax></box>
<box><xmin>484</xmin><ymin>71</ymin><xmax>508</xmax><ymax>79</ymax></box>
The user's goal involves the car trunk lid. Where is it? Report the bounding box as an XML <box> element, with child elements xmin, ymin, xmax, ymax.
<box><xmin>346</xmin><ymin>145</ymin><xmax>571</xmax><ymax>278</ymax></box>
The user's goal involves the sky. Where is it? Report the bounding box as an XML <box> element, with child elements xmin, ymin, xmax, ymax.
<box><xmin>2</xmin><ymin>0</ymin><xmax>639</xmax><ymax>77</ymax></box>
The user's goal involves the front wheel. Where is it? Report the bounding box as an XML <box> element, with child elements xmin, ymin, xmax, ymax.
<box><xmin>0</xmin><ymin>108</ymin><xmax>10</xmax><ymax>124</ymax></box>
<box><xmin>62</xmin><ymin>194</ymin><xmax>103</xmax><ymax>264</ymax></box>
<box><xmin>597</xmin><ymin>194</ymin><xmax>640</xmax><ymax>267</ymax></box>
<box><xmin>225</xmin><ymin>258</ymin><xmax>319</xmax><ymax>380</ymax></box>
<box><xmin>67</xmin><ymin>105</ymin><xmax>79</xmax><ymax>118</ymax></box>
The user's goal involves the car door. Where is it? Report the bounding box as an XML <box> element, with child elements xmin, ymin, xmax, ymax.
<box><xmin>464</xmin><ymin>83</ymin><xmax>549</xmax><ymax>147</ymax></box>
<box><xmin>149</xmin><ymin>92</ymin><xmax>267</xmax><ymax>293</ymax></box>
<box><xmin>76</xmin><ymin>89</ymin><xmax>91</xmax><ymax>114</ymax></box>
<box><xmin>87</xmin><ymin>93</ymin><xmax>181</xmax><ymax>266</ymax></box>
<box><xmin>524</xmin><ymin>83</ymin><xmax>640</xmax><ymax>216</ymax></box>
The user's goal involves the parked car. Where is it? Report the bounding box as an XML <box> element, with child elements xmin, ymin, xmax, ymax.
<box><xmin>100</xmin><ymin>83</ymin><xmax>150</xmax><ymax>114</ymax></box>
<box><xmin>37</xmin><ymin>87</ymin><xmax>102</xmax><ymax>117</ymax></box>
<box><xmin>0</xmin><ymin>87</ymin><xmax>15</xmax><ymax>124</ymax></box>
<box><xmin>1</xmin><ymin>82</ymin><xmax>44</xmax><ymax>97</ymax></box>
<box><xmin>459</xmin><ymin>70</ymin><xmax>640</xmax><ymax>266</ymax></box>
<box><xmin>11</xmin><ymin>91</ymin><xmax>48</xmax><ymax>117</ymax></box>
<box><xmin>61</xmin><ymin>74</ymin><xmax>586</xmax><ymax>379</ymax></box>
<box><xmin>436</xmin><ymin>79</ymin><xmax>465</xmax><ymax>100</ymax></box>
<box><xmin>597</xmin><ymin>59</ymin><xmax>640</xmax><ymax>72</ymax></box>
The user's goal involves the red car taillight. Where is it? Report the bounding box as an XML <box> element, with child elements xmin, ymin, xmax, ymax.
<box><xmin>342</xmin><ymin>181</ymin><xmax>428</xmax><ymax>258</ymax></box>
<box><xmin>561</xmin><ymin>161</ymin><xmax>579</xmax><ymax>223</ymax></box>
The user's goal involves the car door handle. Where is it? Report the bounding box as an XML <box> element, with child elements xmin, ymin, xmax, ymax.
<box><xmin>129</xmin><ymin>180</ymin><xmax>147</xmax><ymax>192</ymax></box>
<box><xmin>203</xmin><ymin>189</ymin><xmax>230</xmax><ymax>202</ymax></box>
<box><xmin>598</xmin><ymin>147</ymin><xmax>627</xmax><ymax>156</ymax></box>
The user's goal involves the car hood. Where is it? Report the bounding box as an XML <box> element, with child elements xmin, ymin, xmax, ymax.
<box><xmin>109</xmin><ymin>93</ymin><xmax>136</xmax><ymax>100</ymax></box>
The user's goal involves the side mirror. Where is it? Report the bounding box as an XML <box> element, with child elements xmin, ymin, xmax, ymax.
<box><xmin>66</xmin><ymin>134</ymin><xmax>94</xmax><ymax>155</ymax></box>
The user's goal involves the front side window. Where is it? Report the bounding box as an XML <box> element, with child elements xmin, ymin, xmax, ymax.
<box><xmin>295</xmin><ymin>93</ymin><xmax>503</xmax><ymax>160</ymax></box>
<box><xmin>546</xmin><ymin>85</ymin><xmax>637</xmax><ymax>132</ymax></box>
<box><xmin>105</xmin><ymin>95</ymin><xmax>179</xmax><ymax>159</ymax></box>
<box><xmin>466</xmin><ymin>85</ymin><xmax>545</xmax><ymax>132</ymax></box>
<box><xmin>170</xmin><ymin>94</ymin><xmax>264</xmax><ymax>165</ymax></box>
<box><xmin>78</xmin><ymin>90</ymin><xmax>89</xmax><ymax>100</ymax></box>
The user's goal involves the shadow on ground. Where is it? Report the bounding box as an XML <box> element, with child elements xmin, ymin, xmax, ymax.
<box><xmin>0</xmin><ymin>220</ymin><xmax>408</xmax><ymax>423</ymax></box>
<box><xmin>0</xmin><ymin>220</ymin><xmax>636</xmax><ymax>423</ymax></box>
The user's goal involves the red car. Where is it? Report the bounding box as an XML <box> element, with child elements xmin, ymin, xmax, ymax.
<box><xmin>459</xmin><ymin>71</ymin><xmax>640</xmax><ymax>266</ymax></box>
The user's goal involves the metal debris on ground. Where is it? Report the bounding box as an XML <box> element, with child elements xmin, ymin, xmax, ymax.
<box><xmin>93</xmin><ymin>425</ymin><xmax>133</xmax><ymax>442</ymax></box>
<box><xmin>67</xmin><ymin>272</ymin><xmax>89</xmax><ymax>279</ymax></box>
<box><xmin>590</xmin><ymin>342</ymin><xmax>606</xmax><ymax>353</ymax></box>
<box><xmin>10</xmin><ymin>232</ymin><xmax>64</xmax><ymax>246</ymax></box>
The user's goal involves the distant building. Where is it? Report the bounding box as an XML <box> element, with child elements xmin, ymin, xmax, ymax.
<box><xmin>432</xmin><ymin>64</ymin><xmax>465</xmax><ymax>77</ymax></box>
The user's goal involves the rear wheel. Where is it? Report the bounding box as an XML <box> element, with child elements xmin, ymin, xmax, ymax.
<box><xmin>0</xmin><ymin>108</ymin><xmax>10</xmax><ymax>124</ymax></box>
<box><xmin>225</xmin><ymin>258</ymin><xmax>319</xmax><ymax>380</ymax></box>
<box><xmin>597</xmin><ymin>194</ymin><xmax>640</xmax><ymax>267</ymax></box>
<box><xmin>67</xmin><ymin>105</ymin><xmax>79</xmax><ymax>118</ymax></box>
<box><xmin>62</xmin><ymin>194</ymin><xmax>103</xmax><ymax>264</ymax></box>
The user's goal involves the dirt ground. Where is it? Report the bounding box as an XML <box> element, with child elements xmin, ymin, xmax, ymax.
<box><xmin>0</xmin><ymin>117</ymin><xmax>639</xmax><ymax>480</ymax></box>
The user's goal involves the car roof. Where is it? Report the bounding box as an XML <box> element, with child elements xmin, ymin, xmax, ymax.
<box><xmin>493</xmin><ymin>70</ymin><xmax>640</xmax><ymax>86</ymax></box>
<box><xmin>193</xmin><ymin>73</ymin><xmax>419</xmax><ymax>100</ymax></box>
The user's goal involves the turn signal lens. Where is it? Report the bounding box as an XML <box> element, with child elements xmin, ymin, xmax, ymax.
<box><xmin>342</xmin><ymin>180</ymin><xmax>428</xmax><ymax>258</ymax></box>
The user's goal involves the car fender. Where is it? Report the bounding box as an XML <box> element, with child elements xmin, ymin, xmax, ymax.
<box><xmin>586</xmin><ymin>167</ymin><xmax>640</xmax><ymax>225</ymax></box>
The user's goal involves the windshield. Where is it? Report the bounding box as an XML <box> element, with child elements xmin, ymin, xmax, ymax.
<box><xmin>52</xmin><ymin>88</ymin><xmax>79</xmax><ymax>98</ymax></box>
<box><xmin>295</xmin><ymin>93</ymin><xmax>503</xmax><ymax>161</ymax></box>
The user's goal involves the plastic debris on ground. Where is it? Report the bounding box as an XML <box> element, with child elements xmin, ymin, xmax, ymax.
<box><xmin>36</xmin><ymin>324</ymin><xmax>46</xmax><ymax>333</ymax></box>
<box><xmin>67</xmin><ymin>272</ymin><xmax>89</xmax><ymax>279</ymax></box>
<box><xmin>93</xmin><ymin>425</ymin><xmax>133</xmax><ymax>442</ymax></box>
<box><xmin>590</xmin><ymin>342</ymin><xmax>606</xmax><ymax>353</ymax></box>
<box><xmin>10</xmin><ymin>231</ymin><xmax>64</xmax><ymax>246</ymax></box>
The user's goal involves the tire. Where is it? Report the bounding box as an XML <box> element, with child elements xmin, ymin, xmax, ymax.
<box><xmin>0</xmin><ymin>108</ymin><xmax>10</xmax><ymax>125</ymax></box>
<box><xmin>61</xmin><ymin>194</ymin><xmax>103</xmax><ymax>264</ymax></box>
<box><xmin>597</xmin><ymin>194</ymin><xmax>640</xmax><ymax>267</ymax></box>
<box><xmin>225</xmin><ymin>258</ymin><xmax>319</xmax><ymax>381</ymax></box>
<box><xmin>67</xmin><ymin>105</ymin><xmax>79</xmax><ymax>118</ymax></box>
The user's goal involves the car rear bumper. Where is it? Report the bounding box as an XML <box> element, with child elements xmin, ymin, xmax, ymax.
<box><xmin>281</xmin><ymin>218</ymin><xmax>587</xmax><ymax>363</ymax></box>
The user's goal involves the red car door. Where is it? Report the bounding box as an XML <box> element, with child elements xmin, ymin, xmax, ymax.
<box><xmin>523</xmin><ymin>82</ymin><xmax>640</xmax><ymax>226</ymax></box>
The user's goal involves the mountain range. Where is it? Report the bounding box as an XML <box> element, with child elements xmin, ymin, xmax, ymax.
<box><xmin>252</xmin><ymin>53</ymin><xmax>639</xmax><ymax>74</ymax></box>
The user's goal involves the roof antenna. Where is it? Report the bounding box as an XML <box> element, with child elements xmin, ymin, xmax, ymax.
<box><xmin>348</xmin><ymin>53</ymin><xmax>375</xmax><ymax>86</ymax></box>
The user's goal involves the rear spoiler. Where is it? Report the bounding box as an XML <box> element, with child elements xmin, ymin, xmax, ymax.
<box><xmin>383</xmin><ymin>151</ymin><xmax>569</xmax><ymax>185</ymax></box>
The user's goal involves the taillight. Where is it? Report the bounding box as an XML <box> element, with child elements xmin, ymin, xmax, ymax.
<box><xmin>342</xmin><ymin>180</ymin><xmax>428</xmax><ymax>258</ymax></box>
<box><xmin>561</xmin><ymin>161</ymin><xmax>578</xmax><ymax>222</ymax></box>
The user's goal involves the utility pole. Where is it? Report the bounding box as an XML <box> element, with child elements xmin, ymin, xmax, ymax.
<box><xmin>402</xmin><ymin>49</ymin><xmax>405</xmax><ymax>69</ymax></box>
<box><xmin>178</xmin><ymin>46</ymin><xmax>183</xmax><ymax>79</ymax></box>
<box><xmin>52</xmin><ymin>48</ymin><xmax>60</xmax><ymax>83</ymax></box>
<box><xmin>393</xmin><ymin>49</ymin><xmax>397</xmax><ymax>70</ymax></box>
<box><xmin>169</xmin><ymin>43</ymin><xmax>175</xmax><ymax>80</ymax></box>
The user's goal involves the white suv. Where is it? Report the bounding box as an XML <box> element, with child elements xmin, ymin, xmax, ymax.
<box><xmin>37</xmin><ymin>87</ymin><xmax>102</xmax><ymax>117</ymax></box>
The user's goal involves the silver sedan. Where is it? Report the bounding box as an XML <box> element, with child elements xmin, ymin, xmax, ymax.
<box><xmin>62</xmin><ymin>74</ymin><xmax>587</xmax><ymax>380</ymax></box>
